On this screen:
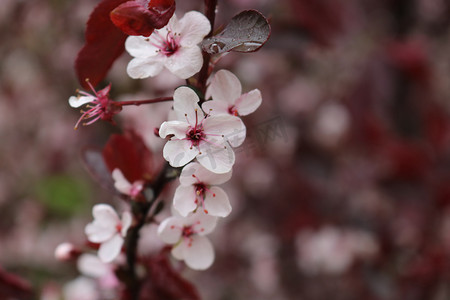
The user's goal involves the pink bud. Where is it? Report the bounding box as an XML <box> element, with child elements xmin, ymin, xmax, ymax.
<box><xmin>54</xmin><ymin>242</ymin><xmax>79</xmax><ymax>261</ymax></box>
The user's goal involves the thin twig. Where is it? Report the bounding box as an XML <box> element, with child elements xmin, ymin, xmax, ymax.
<box><xmin>116</xmin><ymin>96</ymin><xmax>173</xmax><ymax>107</ymax></box>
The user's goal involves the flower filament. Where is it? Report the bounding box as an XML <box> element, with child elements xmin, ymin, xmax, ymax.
<box><xmin>151</xmin><ymin>30</ymin><xmax>180</xmax><ymax>56</ymax></box>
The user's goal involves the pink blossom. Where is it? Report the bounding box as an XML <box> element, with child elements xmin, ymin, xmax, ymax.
<box><xmin>203</xmin><ymin>69</ymin><xmax>262</xmax><ymax>117</ymax></box>
<box><xmin>125</xmin><ymin>11</ymin><xmax>210</xmax><ymax>79</ymax></box>
<box><xmin>159</xmin><ymin>86</ymin><xmax>246</xmax><ymax>174</ymax></box>
<box><xmin>174</xmin><ymin>162</ymin><xmax>232</xmax><ymax>217</ymax></box>
<box><xmin>68</xmin><ymin>83</ymin><xmax>121</xmax><ymax>129</ymax></box>
<box><xmin>111</xmin><ymin>168</ymin><xmax>144</xmax><ymax>198</ymax></box>
<box><xmin>85</xmin><ymin>204</ymin><xmax>132</xmax><ymax>263</ymax></box>
<box><xmin>157</xmin><ymin>211</ymin><xmax>217</xmax><ymax>270</ymax></box>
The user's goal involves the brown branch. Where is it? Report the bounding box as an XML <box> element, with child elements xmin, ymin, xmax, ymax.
<box><xmin>197</xmin><ymin>0</ymin><xmax>218</xmax><ymax>98</ymax></box>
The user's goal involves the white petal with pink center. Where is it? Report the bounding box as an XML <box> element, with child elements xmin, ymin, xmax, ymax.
<box><xmin>159</xmin><ymin>87</ymin><xmax>245</xmax><ymax>173</ymax></box>
<box><xmin>85</xmin><ymin>204</ymin><xmax>132</xmax><ymax>263</ymax></box>
<box><xmin>125</xmin><ymin>11</ymin><xmax>210</xmax><ymax>79</ymax></box>
<box><xmin>111</xmin><ymin>168</ymin><xmax>144</xmax><ymax>198</ymax></box>
<box><xmin>174</xmin><ymin>162</ymin><xmax>232</xmax><ymax>217</ymax></box>
<box><xmin>203</xmin><ymin>69</ymin><xmax>262</xmax><ymax>116</ymax></box>
<box><xmin>157</xmin><ymin>211</ymin><xmax>218</xmax><ymax>270</ymax></box>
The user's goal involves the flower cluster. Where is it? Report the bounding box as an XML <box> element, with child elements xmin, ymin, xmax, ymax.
<box><xmin>62</xmin><ymin>5</ymin><xmax>268</xmax><ymax>298</ymax></box>
<box><xmin>157</xmin><ymin>70</ymin><xmax>261</xmax><ymax>269</ymax></box>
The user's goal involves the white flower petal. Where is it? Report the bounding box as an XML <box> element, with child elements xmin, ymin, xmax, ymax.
<box><xmin>159</xmin><ymin>120</ymin><xmax>190</xmax><ymax>139</ymax></box>
<box><xmin>235</xmin><ymin>89</ymin><xmax>262</xmax><ymax>116</ymax></box>
<box><xmin>92</xmin><ymin>204</ymin><xmax>120</xmax><ymax>226</ymax></box>
<box><xmin>183</xmin><ymin>235</ymin><xmax>215</xmax><ymax>270</ymax></box>
<box><xmin>171</xmin><ymin>242</ymin><xmax>184</xmax><ymax>261</ymax></box>
<box><xmin>179</xmin><ymin>11</ymin><xmax>211</xmax><ymax>47</ymax></box>
<box><xmin>173</xmin><ymin>185</ymin><xmax>197</xmax><ymax>217</ymax></box>
<box><xmin>203</xmin><ymin>115</ymin><xmax>246</xmax><ymax>147</ymax></box>
<box><xmin>98</xmin><ymin>234</ymin><xmax>123</xmax><ymax>263</ymax></box>
<box><xmin>85</xmin><ymin>221</ymin><xmax>116</xmax><ymax>243</ymax></box>
<box><xmin>204</xmin><ymin>186</ymin><xmax>231</xmax><ymax>217</ymax></box>
<box><xmin>112</xmin><ymin>169</ymin><xmax>132</xmax><ymax>195</ymax></box>
<box><xmin>163</xmin><ymin>139</ymin><xmax>199</xmax><ymax>167</ymax></box>
<box><xmin>121</xmin><ymin>211</ymin><xmax>132</xmax><ymax>237</ymax></box>
<box><xmin>196</xmin><ymin>141</ymin><xmax>235</xmax><ymax>174</ymax></box>
<box><xmin>202</xmin><ymin>100</ymin><xmax>229</xmax><ymax>116</ymax></box>
<box><xmin>210</xmin><ymin>70</ymin><xmax>242</xmax><ymax>104</ymax></box>
<box><xmin>166</xmin><ymin>46</ymin><xmax>203</xmax><ymax>79</ymax></box>
<box><xmin>157</xmin><ymin>217</ymin><xmax>183</xmax><ymax>244</ymax></box>
<box><xmin>187</xmin><ymin>211</ymin><xmax>218</xmax><ymax>235</ymax></box>
<box><xmin>125</xmin><ymin>36</ymin><xmax>159</xmax><ymax>58</ymax></box>
<box><xmin>165</xmin><ymin>13</ymin><xmax>180</xmax><ymax>33</ymax></box>
<box><xmin>173</xmin><ymin>87</ymin><xmax>204</xmax><ymax>124</ymax></box>
<box><xmin>127</xmin><ymin>57</ymin><xmax>165</xmax><ymax>79</ymax></box>
<box><xmin>180</xmin><ymin>162</ymin><xmax>232</xmax><ymax>185</ymax></box>
<box><xmin>179</xmin><ymin>162</ymin><xmax>201</xmax><ymax>185</ymax></box>
<box><xmin>63</xmin><ymin>277</ymin><xmax>98</xmax><ymax>300</ymax></box>
<box><xmin>69</xmin><ymin>95</ymin><xmax>95</xmax><ymax>108</ymax></box>
<box><xmin>77</xmin><ymin>254</ymin><xmax>109</xmax><ymax>278</ymax></box>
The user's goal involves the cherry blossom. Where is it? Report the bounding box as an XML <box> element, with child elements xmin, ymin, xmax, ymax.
<box><xmin>174</xmin><ymin>162</ymin><xmax>232</xmax><ymax>217</ymax></box>
<box><xmin>157</xmin><ymin>211</ymin><xmax>218</xmax><ymax>270</ymax></box>
<box><xmin>203</xmin><ymin>69</ymin><xmax>262</xmax><ymax>117</ymax></box>
<box><xmin>125</xmin><ymin>11</ymin><xmax>211</xmax><ymax>79</ymax></box>
<box><xmin>111</xmin><ymin>168</ymin><xmax>144</xmax><ymax>198</ymax></box>
<box><xmin>77</xmin><ymin>254</ymin><xmax>119</xmax><ymax>290</ymax></box>
<box><xmin>68</xmin><ymin>82</ymin><xmax>122</xmax><ymax>129</ymax></box>
<box><xmin>85</xmin><ymin>204</ymin><xmax>132</xmax><ymax>263</ymax></box>
<box><xmin>159</xmin><ymin>86</ymin><xmax>246</xmax><ymax>173</ymax></box>
<box><xmin>54</xmin><ymin>242</ymin><xmax>78</xmax><ymax>261</ymax></box>
<box><xmin>63</xmin><ymin>277</ymin><xmax>99</xmax><ymax>300</ymax></box>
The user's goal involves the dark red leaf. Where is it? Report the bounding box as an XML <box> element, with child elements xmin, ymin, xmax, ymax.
<box><xmin>102</xmin><ymin>131</ymin><xmax>154</xmax><ymax>183</ymax></box>
<box><xmin>147</xmin><ymin>0</ymin><xmax>176</xmax><ymax>28</ymax></box>
<box><xmin>0</xmin><ymin>267</ymin><xmax>33</xmax><ymax>300</ymax></box>
<box><xmin>386</xmin><ymin>40</ymin><xmax>431</xmax><ymax>86</ymax></box>
<box><xmin>110</xmin><ymin>0</ymin><xmax>175</xmax><ymax>36</ymax></box>
<box><xmin>75</xmin><ymin>0</ymin><xmax>129</xmax><ymax>89</ymax></box>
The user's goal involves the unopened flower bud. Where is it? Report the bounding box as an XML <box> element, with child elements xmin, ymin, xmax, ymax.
<box><xmin>54</xmin><ymin>242</ymin><xmax>79</xmax><ymax>261</ymax></box>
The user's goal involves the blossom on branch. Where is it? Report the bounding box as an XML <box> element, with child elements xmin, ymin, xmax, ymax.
<box><xmin>203</xmin><ymin>69</ymin><xmax>262</xmax><ymax>117</ymax></box>
<box><xmin>159</xmin><ymin>86</ymin><xmax>246</xmax><ymax>174</ymax></box>
<box><xmin>111</xmin><ymin>168</ymin><xmax>144</xmax><ymax>198</ymax></box>
<box><xmin>157</xmin><ymin>211</ymin><xmax>218</xmax><ymax>270</ymax></box>
<box><xmin>68</xmin><ymin>83</ymin><xmax>122</xmax><ymax>129</ymax></box>
<box><xmin>125</xmin><ymin>11</ymin><xmax>210</xmax><ymax>79</ymax></box>
<box><xmin>174</xmin><ymin>162</ymin><xmax>232</xmax><ymax>217</ymax></box>
<box><xmin>85</xmin><ymin>204</ymin><xmax>132</xmax><ymax>263</ymax></box>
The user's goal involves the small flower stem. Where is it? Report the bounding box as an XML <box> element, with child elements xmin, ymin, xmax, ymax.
<box><xmin>116</xmin><ymin>96</ymin><xmax>173</xmax><ymax>107</ymax></box>
<box><xmin>197</xmin><ymin>0</ymin><xmax>218</xmax><ymax>98</ymax></box>
<box><xmin>124</xmin><ymin>163</ymin><xmax>177</xmax><ymax>300</ymax></box>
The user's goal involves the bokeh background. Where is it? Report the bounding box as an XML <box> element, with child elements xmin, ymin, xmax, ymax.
<box><xmin>2</xmin><ymin>0</ymin><xmax>450</xmax><ymax>299</ymax></box>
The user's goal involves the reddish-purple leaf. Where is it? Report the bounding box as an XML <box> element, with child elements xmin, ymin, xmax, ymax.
<box><xmin>110</xmin><ymin>0</ymin><xmax>175</xmax><ymax>36</ymax></box>
<box><xmin>102</xmin><ymin>131</ymin><xmax>154</xmax><ymax>183</ymax></box>
<box><xmin>75</xmin><ymin>0</ymin><xmax>129</xmax><ymax>89</ymax></box>
<box><xmin>0</xmin><ymin>267</ymin><xmax>33</xmax><ymax>300</ymax></box>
